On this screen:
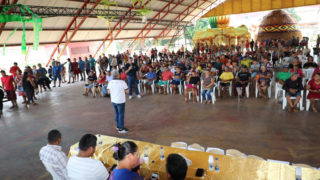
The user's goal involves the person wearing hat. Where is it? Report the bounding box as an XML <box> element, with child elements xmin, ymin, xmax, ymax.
<box><xmin>283</xmin><ymin>72</ymin><xmax>303</xmax><ymax>112</ymax></box>
<box><xmin>107</xmin><ymin>71</ymin><xmax>129</xmax><ymax>133</ymax></box>
<box><xmin>219</xmin><ymin>66</ymin><xmax>234</xmax><ymax>98</ymax></box>
<box><xmin>276</xmin><ymin>65</ymin><xmax>291</xmax><ymax>85</ymax></box>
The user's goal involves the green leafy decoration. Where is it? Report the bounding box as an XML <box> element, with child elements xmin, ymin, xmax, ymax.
<box><xmin>0</xmin><ymin>4</ymin><xmax>42</xmax><ymax>55</ymax></box>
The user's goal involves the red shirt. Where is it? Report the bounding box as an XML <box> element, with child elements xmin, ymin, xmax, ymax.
<box><xmin>9</xmin><ymin>66</ymin><xmax>20</xmax><ymax>77</ymax></box>
<box><xmin>162</xmin><ymin>71</ymin><xmax>173</xmax><ymax>81</ymax></box>
<box><xmin>1</xmin><ymin>75</ymin><xmax>15</xmax><ymax>90</ymax></box>
<box><xmin>120</xmin><ymin>73</ymin><xmax>127</xmax><ymax>80</ymax></box>
<box><xmin>98</xmin><ymin>75</ymin><xmax>106</xmax><ymax>84</ymax></box>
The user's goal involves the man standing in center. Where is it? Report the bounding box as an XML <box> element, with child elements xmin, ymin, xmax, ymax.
<box><xmin>125</xmin><ymin>57</ymin><xmax>141</xmax><ymax>99</ymax></box>
<box><xmin>107</xmin><ymin>71</ymin><xmax>129</xmax><ymax>133</ymax></box>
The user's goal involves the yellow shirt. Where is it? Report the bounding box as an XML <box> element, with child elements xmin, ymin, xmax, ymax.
<box><xmin>241</xmin><ymin>59</ymin><xmax>252</xmax><ymax>68</ymax></box>
<box><xmin>220</xmin><ymin>72</ymin><xmax>234</xmax><ymax>83</ymax></box>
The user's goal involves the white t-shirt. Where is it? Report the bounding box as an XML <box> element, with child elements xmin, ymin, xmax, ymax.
<box><xmin>107</xmin><ymin>79</ymin><xmax>128</xmax><ymax>104</ymax></box>
<box><xmin>67</xmin><ymin>156</ymin><xmax>109</xmax><ymax>180</ymax></box>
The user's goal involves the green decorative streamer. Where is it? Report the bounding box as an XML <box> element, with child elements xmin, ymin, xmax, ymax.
<box><xmin>96</xmin><ymin>0</ymin><xmax>118</xmax><ymax>22</ymax></box>
<box><xmin>131</xmin><ymin>0</ymin><xmax>152</xmax><ymax>16</ymax></box>
<box><xmin>208</xmin><ymin>17</ymin><xmax>218</xmax><ymax>29</ymax></box>
<box><xmin>2</xmin><ymin>27</ymin><xmax>18</xmax><ymax>55</ymax></box>
<box><xmin>0</xmin><ymin>4</ymin><xmax>42</xmax><ymax>55</ymax></box>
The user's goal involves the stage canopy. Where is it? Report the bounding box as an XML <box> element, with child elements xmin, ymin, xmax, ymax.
<box><xmin>202</xmin><ymin>0</ymin><xmax>320</xmax><ymax>18</ymax></box>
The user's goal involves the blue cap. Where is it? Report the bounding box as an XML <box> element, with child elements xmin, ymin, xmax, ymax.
<box><xmin>282</xmin><ymin>65</ymin><xmax>288</xmax><ymax>68</ymax></box>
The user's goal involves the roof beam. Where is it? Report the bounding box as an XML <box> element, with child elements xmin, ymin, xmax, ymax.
<box><xmin>1</xmin><ymin>36</ymin><xmax>174</xmax><ymax>47</ymax></box>
<box><xmin>67</xmin><ymin>0</ymin><xmax>197</xmax><ymax>17</ymax></box>
<box><xmin>128</xmin><ymin>0</ymin><xmax>185</xmax><ymax>48</ymax></box>
<box><xmin>93</xmin><ymin>0</ymin><xmax>151</xmax><ymax>57</ymax></box>
<box><xmin>156</xmin><ymin>0</ymin><xmax>206</xmax><ymax>10</ymax></box>
<box><xmin>52</xmin><ymin>0</ymin><xmax>102</xmax><ymax>64</ymax></box>
<box><xmin>166</xmin><ymin>0</ymin><xmax>218</xmax><ymax>45</ymax></box>
<box><xmin>46</xmin><ymin>0</ymin><xmax>90</xmax><ymax>66</ymax></box>
<box><xmin>156</xmin><ymin>0</ymin><xmax>210</xmax><ymax>39</ymax></box>
<box><xmin>1</xmin><ymin>28</ymin><xmax>166</xmax><ymax>31</ymax></box>
<box><xmin>0</xmin><ymin>0</ymin><xmax>18</xmax><ymax>37</ymax></box>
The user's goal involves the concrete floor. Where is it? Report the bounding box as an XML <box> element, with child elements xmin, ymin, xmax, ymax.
<box><xmin>0</xmin><ymin>83</ymin><xmax>319</xmax><ymax>179</ymax></box>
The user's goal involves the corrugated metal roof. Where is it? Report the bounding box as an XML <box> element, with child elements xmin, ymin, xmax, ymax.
<box><xmin>1</xmin><ymin>0</ymin><xmax>213</xmax><ymax>46</ymax></box>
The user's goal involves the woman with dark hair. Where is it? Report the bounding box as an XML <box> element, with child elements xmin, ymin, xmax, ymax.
<box><xmin>307</xmin><ymin>72</ymin><xmax>320</xmax><ymax>112</ymax></box>
<box><xmin>110</xmin><ymin>141</ymin><xmax>143</xmax><ymax>180</ymax></box>
<box><xmin>22</xmin><ymin>71</ymin><xmax>37</xmax><ymax>108</ymax></box>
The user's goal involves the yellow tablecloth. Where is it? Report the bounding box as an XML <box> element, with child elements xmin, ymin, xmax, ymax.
<box><xmin>68</xmin><ymin>135</ymin><xmax>320</xmax><ymax>180</ymax></box>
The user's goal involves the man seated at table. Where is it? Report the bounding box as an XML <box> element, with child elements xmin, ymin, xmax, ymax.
<box><xmin>39</xmin><ymin>129</ymin><xmax>68</xmax><ymax>180</ymax></box>
<box><xmin>233</xmin><ymin>66</ymin><xmax>251</xmax><ymax>97</ymax></box>
<box><xmin>283</xmin><ymin>73</ymin><xmax>303</xmax><ymax>112</ymax></box>
<box><xmin>67</xmin><ymin>134</ymin><xmax>109</xmax><ymax>180</ymax></box>
<box><xmin>166</xmin><ymin>154</ymin><xmax>188</xmax><ymax>180</ymax></box>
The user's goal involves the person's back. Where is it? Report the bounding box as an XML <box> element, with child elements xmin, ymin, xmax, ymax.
<box><xmin>39</xmin><ymin>129</ymin><xmax>68</xmax><ymax>180</ymax></box>
<box><xmin>67</xmin><ymin>156</ymin><xmax>107</xmax><ymax>180</ymax></box>
<box><xmin>67</xmin><ymin>134</ymin><xmax>108</xmax><ymax>180</ymax></box>
<box><xmin>108</xmin><ymin>79</ymin><xmax>127</xmax><ymax>104</ymax></box>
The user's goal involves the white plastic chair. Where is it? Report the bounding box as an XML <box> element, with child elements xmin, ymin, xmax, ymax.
<box><xmin>217</xmin><ymin>81</ymin><xmax>232</xmax><ymax>97</ymax></box>
<box><xmin>185</xmin><ymin>82</ymin><xmax>200</xmax><ymax>102</ymax></box>
<box><xmin>169</xmin><ymin>80</ymin><xmax>183</xmax><ymax>95</ymax></box>
<box><xmin>41</xmin><ymin>160</ymin><xmax>68</xmax><ymax>180</ymax></box>
<box><xmin>302</xmin><ymin>68</ymin><xmax>314</xmax><ymax>86</ymax></box>
<box><xmin>274</xmin><ymin>82</ymin><xmax>283</xmax><ymax>100</ymax></box>
<box><xmin>187</xmin><ymin>143</ymin><xmax>205</xmax><ymax>152</ymax></box>
<box><xmin>305</xmin><ymin>90</ymin><xmax>319</xmax><ymax>111</ymax></box>
<box><xmin>247</xmin><ymin>155</ymin><xmax>265</xmax><ymax>161</ymax></box>
<box><xmin>267</xmin><ymin>159</ymin><xmax>290</xmax><ymax>165</ymax></box>
<box><xmin>206</xmin><ymin>147</ymin><xmax>224</xmax><ymax>155</ymax></box>
<box><xmin>158</xmin><ymin>80</ymin><xmax>170</xmax><ymax>94</ymax></box>
<box><xmin>255</xmin><ymin>80</ymin><xmax>272</xmax><ymax>98</ymax></box>
<box><xmin>171</xmin><ymin>142</ymin><xmax>188</xmax><ymax>149</ymax></box>
<box><xmin>236</xmin><ymin>83</ymin><xmax>250</xmax><ymax>98</ymax></box>
<box><xmin>226</xmin><ymin>149</ymin><xmax>247</xmax><ymax>158</ymax></box>
<box><xmin>200</xmin><ymin>80</ymin><xmax>216</xmax><ymax>104</ymax></box>
<box><xmin>282</xmin><ymin>90</ymin><xmax>304</xmax><ymax>111</ymax></box>
<box><xmin>143</xmin><ymin>80</ymin><xmax>156</xmax><ymax>94</ymax></box>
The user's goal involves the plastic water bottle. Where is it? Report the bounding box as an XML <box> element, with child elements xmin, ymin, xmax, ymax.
<box><xmin>144</xmin><ymin>147</ymin><xmax>149</xmax><ymax>164</ymax></box>
<box><xmin>160</xmin><ymin>147</ymin><xmax>165</xmax><ymax>161</ymax></box>
<box><xmin>208</xmin><ymin>155</ymin><xmax>214</xmax><ymax>171</ymax></box>
<box><xmin>295</xmin><ymin>167</ymin><xmax>302</xmax><ymax>180</ymax></box>
<box><xmin>214</xmin><ymin>157</ymin><xmax>220</xmax><ymax>172</ymax></box>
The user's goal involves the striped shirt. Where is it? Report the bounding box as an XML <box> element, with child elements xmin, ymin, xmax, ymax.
<box><xmin>67</xmin><ymin>156</ymin><xmax>109</xmax><ymax>180</ymax></box>
<box><xmin>39</xmin><ymin>144</ymin><xmax>68</xmax><ymax>180</ymax></box>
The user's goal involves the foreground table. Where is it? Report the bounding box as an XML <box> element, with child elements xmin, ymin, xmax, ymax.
<box><xmin>69</xmin><ymin>135</ymin><xmax>320</xmax><ymax>180</ymax></box>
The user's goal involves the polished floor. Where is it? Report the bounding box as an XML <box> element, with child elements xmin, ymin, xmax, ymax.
<box><xmin>0</xmin><ymin>82</ymin><xmax>319</xmax><ymax>179</ymax></box>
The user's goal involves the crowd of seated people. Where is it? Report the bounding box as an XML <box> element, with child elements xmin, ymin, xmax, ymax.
<box><xmin>80</xmin><ymin>37</ymin><xmax>320</xmax><ymax>112</ymax></box>
<box><xmin>40</xmin><ymin>129</ymin><xmax>188</xmax><ymax>180</ymax></box>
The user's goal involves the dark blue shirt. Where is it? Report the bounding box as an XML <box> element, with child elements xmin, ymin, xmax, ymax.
<box><xmin>37</xmin><ymin>68</ymin><xmax>47</xmax><ymax>78</ymax></box>
<box><xmin>110</xmin><ymin>169</ymin><xmax>142</xmax><ymax>180</ymax></box>
<box><xmin>145</xmin><ymin>71</ymin><xmax>157</xmax><ymax>80</ymax></box>
<box><xmin>125</xmin><ymin>63</ymin><xmax>139</xmax><ymax>77</ymax></box>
